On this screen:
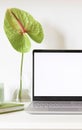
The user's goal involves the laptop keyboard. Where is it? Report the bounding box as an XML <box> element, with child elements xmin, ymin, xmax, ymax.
<box><xmin>27</xmin><ymin>101</ymin><xmax>82</xmax><ymax>112</ymax></box>
<box><xmin>33</xmin><ymin>101</ymin><xmax>82</xmax><ymax>107</ymax></box>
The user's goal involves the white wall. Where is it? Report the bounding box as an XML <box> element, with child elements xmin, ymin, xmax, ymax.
<box><xmin>0</xmin><ymin>0</ymin><xmax>82</xmax><ymax>100</ymax></box>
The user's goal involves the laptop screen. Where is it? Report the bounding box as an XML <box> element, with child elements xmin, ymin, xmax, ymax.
<box><xmin>33</xmin><ymin>50</ymin><xmax>82</xmax><ymax>101</ymax></box>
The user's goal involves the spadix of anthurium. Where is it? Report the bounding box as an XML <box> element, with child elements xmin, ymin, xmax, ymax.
<box><xmin>4</xmin><ymin>8</ymin><xmax>44</xmax><ymax>53</ymax></box>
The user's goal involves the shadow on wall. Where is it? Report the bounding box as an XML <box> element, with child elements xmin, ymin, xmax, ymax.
<box><xmin>43</xmin><ymin>22</ymin><xmax>66</xmax><ymax>49</ymax></box>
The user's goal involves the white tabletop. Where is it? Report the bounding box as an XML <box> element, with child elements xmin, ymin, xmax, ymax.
<box><xmin>0</xmin><ymin>109</ymin><xmax>82</xmax><ymax>130</ymax></box>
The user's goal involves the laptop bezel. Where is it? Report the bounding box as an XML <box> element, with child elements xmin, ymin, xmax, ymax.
<box><xmin>33</xmin><ymin>49</ymin><xmax>82</xmax><ymax>101</ymax></box>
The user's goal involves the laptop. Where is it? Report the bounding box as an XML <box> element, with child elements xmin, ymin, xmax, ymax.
<box><xmin>27</xmin><ymin>50</ymin><xmax>82</xmax><ymax>114</ymax></box>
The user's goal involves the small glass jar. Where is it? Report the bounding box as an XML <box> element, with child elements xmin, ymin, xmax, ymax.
<box><xmin>0</xmin><ymin>83</ymin><xmax>4</xmax><ymax>102</ymax></box>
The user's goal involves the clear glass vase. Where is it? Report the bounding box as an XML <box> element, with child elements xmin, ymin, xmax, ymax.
<box><xmin>12</xmin><ymin>88</ymin><xmax>31</xmax><ymax>102</ymax></box>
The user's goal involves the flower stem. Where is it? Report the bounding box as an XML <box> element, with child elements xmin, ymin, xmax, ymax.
<box><xmin>18</xmin><ymin>53</ymin><xmax>24</xmax><ymax>101</ymax></box>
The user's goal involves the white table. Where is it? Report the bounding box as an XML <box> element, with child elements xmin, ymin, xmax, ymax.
<box><xmin>0</xmin><ymin>107</ymin><xmax>82</xmax><ymax>130</ymax></box>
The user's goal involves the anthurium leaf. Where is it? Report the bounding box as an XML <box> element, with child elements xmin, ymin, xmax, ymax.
<box><xmin>4</xmin><ymin>8</ymin><xmax>44</xmax><ymax>53</ymax></box>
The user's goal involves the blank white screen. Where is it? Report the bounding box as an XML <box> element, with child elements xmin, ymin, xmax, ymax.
<box><xmin>34</xmin><ymin>52</ymin><xmax>82</xmax><ymax>96</ymax></box>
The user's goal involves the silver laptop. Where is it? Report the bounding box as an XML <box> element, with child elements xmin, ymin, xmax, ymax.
<box><xmin>27</xmin><ymin>50</ymin><xmax>82</xmax><ymax>114</ymax></box>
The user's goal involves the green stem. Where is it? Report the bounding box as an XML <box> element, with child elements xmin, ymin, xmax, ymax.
<box><xmin>18</xmin><ymin>53</ymin><xmax>24</xmax><ymax>101</ymax></box>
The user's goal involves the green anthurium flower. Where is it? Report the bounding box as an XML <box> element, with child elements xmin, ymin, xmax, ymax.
<box><xmin>4</xmin><ymin>8</ymin><xmax>44</xmax><ymax>101</ymax></box>
<box><xmin>4</xmin><ymin>8</ymin><xmax>44</xmax><ymax>53</ymax></box>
